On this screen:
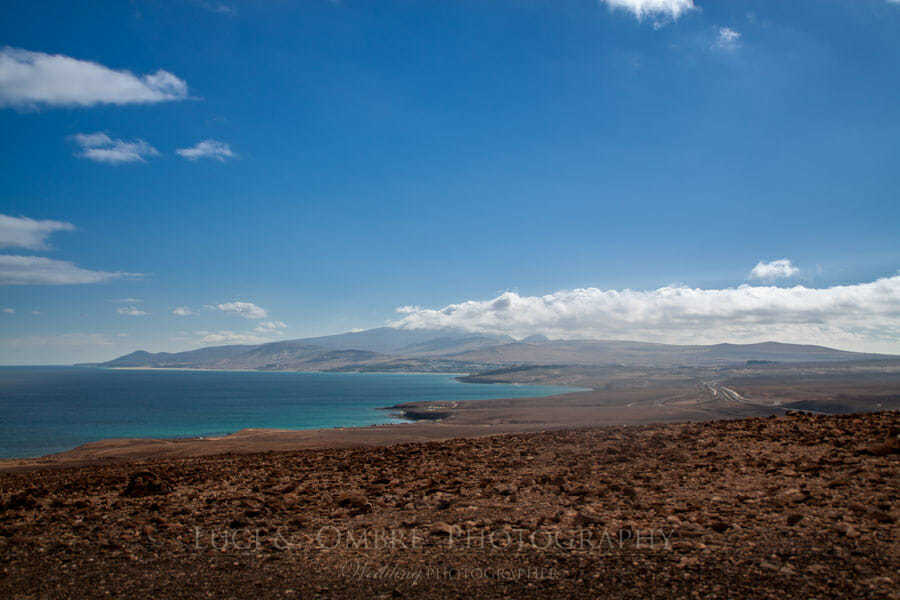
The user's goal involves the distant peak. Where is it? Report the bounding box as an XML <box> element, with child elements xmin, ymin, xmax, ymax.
<box><xmin>521</xmin><ymin>334</ymin><xmax>550</xmax><ymax>343</ymax></box>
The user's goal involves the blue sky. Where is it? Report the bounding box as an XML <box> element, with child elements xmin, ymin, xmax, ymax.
<box><xmin>1</xmin><ymin>0</ymin><xmax>899</xmax><ymax>363</ymax></box>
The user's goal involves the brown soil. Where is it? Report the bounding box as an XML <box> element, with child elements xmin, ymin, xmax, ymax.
<box><xmin>0</xmin><ymin>411</ymin><xmax>897</xmax><ymax>599</ymax></box>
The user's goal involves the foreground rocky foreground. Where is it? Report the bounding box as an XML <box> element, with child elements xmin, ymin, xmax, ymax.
<box><xmin>1</xmin><ymin>412</ymin><xmax>897</xmax><ymax>599</ymax></box>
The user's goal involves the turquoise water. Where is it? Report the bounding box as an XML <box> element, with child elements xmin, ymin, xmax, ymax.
<box><xmin>0</xmin><ymin>367</ymin><xmax>576</xmax><ymax>458</ymax></box>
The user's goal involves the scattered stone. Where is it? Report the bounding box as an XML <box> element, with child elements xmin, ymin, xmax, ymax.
<box><xmin>786</xmin><ymin>514</ymin><xmax>804</xmax><ymax>526</ymax></box>
<box><xmin>2</xmin><ymin>492</ymin><xmax>39</xmax><ymax>511</ymax></box>
<box><xmin>709</xmin><ymin>521</ymin><xmax>729</xmax><ymax>533</ymax></box>
<box><xmin>0</xmin><ymin>410</ymin><xmax>897</xmax><ymax>599</ymax></box>
<box><xmin>335</xmin><ymin>493</ymin><xmax>371</xmax><ymax>514</ymax></box>
<box><xmin>861</xmin><ymin>435</ymin><xmax>900</xmax><ymax>456</ymax></box>
<box><xmin>121</xmin><ymin>472</ymin><xmax>172</xmax><ymax>498</ymax></box>
<box><xmin>429</xmin><ymin>522</ymin><xmax>460</xmax><ymax>537</ymax></box>
<box><xmin>835</xmin><ymin>523</ymin><xmax>860</xmax><ymax>538</ymax></box>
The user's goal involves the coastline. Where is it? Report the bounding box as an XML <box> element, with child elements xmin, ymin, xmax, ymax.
<box><xmin>104</xmin><ymin>367</ymin><xmax>474</xmax><ymax>376</ymax></box>
<box><xmin>0</xmin><ymin>369</ymin><xmax>582</xmax><ymax>467</ymax></box>
<box><xmin>4</xmin><ymin>360</ymin><xmax>897</xmax><ymax>470</ymax></box>
<box><xmin>0</xmin><ymin>385</ymin><xmax>781</xmax><ymax>470</ymax></box>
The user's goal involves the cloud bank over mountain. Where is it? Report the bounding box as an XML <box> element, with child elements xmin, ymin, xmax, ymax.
<box><xmin>393</xmin><ymin>275</ymin><xmax>900</xmax><ymax>353</ymax></box>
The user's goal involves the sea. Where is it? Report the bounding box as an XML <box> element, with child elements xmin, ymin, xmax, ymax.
<box><xmin>0</xmin><ymin>366</ymin><xmax>576</xmax><ymax>459</ymax></box>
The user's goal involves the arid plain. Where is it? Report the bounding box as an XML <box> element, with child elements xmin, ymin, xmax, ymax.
<box><xmin>1</xmin><ymin>360</ymin><xmax>897</xmax><ymax>598</ymax></box>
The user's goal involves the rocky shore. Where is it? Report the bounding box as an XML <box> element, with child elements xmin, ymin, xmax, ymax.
<box><xmin>0</xmin><ymin>411</ymin><xmax>897</xmax><ymax>598</ymax></box>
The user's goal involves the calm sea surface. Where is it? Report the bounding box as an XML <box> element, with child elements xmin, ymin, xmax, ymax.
<box><xmin>0</xmin><ymin>367</ymin><xmax>576</xmax><ymax>458</ymax></box>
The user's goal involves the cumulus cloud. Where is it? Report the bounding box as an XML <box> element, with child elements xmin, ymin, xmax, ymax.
<box><xmin>171</xmin><ymin>306</ymin><xmax>193</xmax><ymax>316</ymax></box>
<box><xmin>599</xmin><ymin>0</ymin><xmax>696</xmax><ymax>22</ymax></box>
<box><xmin>2</xmin><ymin>308</ymin><xmax>14</xmax><ymax>314</ymax></box>
<box><xmin>117</xmin><ymin>306</ymin><xmax>148</xmax><ymax>316</ymax></box>
<box><xmin>749</xmin><ymin>259</ymin><xmax>800</xmax><ymax>281</ymax></box>
<box><xmin>713</xmin><ymin>27</ymin><xmax>742</xmax><ymax>51</ymax></box>
<box><xmin>0</xmin><ymin>214</ymin><xmax>75</xmax><ymax>250</ymax></box>
<box><xmin>215</xmin><ymin>301</ymin><xmax>268</xmax><ymax>319</ymax></box>
<box><xmin>184</xmin><ymin>316</ymin><xmax>285</xmax><ymax>346</ymax></box>
<box><xmin>391</xmin><ymin>275</ymin><xmax>900</xmax><ymax>353</ymax></box>
<box><xmin>176</xmin><ymin>140</ymin><xmax>235</xmax><ymax>162</ymax></box>
<box><xmin>72</xmin><ymin>132</ymin><xmax>159</xmax><ymax>164</ymax></box>
<box><xmin>0</xmin><ymin>47</ymin><xmax>188</xmax><ymax>108</ymax></box>
<box><xmin>0</xmin><ymin>255</ymin><xmax>138</xmax><ymax>285</ymax></box>
<box><xmin>253</xmin><ymin>320</ymin><xmax>287</xmax><ymax>333</ymax></box>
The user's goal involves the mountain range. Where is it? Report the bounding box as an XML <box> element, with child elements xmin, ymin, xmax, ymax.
<box><xmin>92</xmin><ymin>327</ymin><xmax>895</xmax><ymax>371</ymax></box>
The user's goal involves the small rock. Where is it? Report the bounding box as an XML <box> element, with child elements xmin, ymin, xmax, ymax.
<box><xmin>709</xmin><ymin>521</ymin><xmax>729</xmax><ymax>533</ymax></box>
<box><xmin>2</xmin><ymin>492</ymin><xmax>38</xmax><ymax>511</ymax></box>
<box><xmin>430</xmin><ymin>521</ymin><xmax>460</xmax><ymax>537</ymax></box>
<box><xmin>781</xmin><ymin>489</ymin><xmax>808</xmax><ymax>504</ymax></box>
<box><xmin>861</xmin><ymin>436</ymin><xmax>900</xmax><ymax>456</ymax></box>
<box><xmin>574</xmin><ymin>511</ymin><xmax>603</xmax><ymax>526</ymax></box>
<box><xmin>121</xmin><ymin>472</ymin><xmax>172</xmax><ymax>498</ymax></box>
<box><xmin>336</xmin><ymin>493</ymin><xmax>371</xmax><ymax>514</ymax></box>
<box><xmin>835</xmin><ymin>523</ymin><xmax>859</xmax><ymax>538</ymax></box>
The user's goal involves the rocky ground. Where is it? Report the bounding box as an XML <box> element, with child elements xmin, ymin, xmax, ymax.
<box><xmin>0</xmin><ymin>411</ymin><xmax>897</xmax><ymax>599</ymax></box>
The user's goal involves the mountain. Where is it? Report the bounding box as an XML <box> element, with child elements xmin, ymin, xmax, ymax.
<box><xmin>442</xmin><ymin>339</ymin><xmax>889</xmax><ymax>367</ymax></box>
<box><xmin>96</xmin><ymin>328</ymin><xmax>895</xmax><ymax>371</ymax></box>
<box><xmin>102</xmin><ymin>343</ymin><xmax>385</xmax><ymax>371</ymax></box>
<box><xmin>289</xmin><ymin>327</ymin><xmax>513</xmax><ymax>356</ymax></box>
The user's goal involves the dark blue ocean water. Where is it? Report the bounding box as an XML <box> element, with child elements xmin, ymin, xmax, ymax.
<box><xmin>0</xmin><ymin>367</ymin><xmax>576</xmax><ymax>459</ymax></box>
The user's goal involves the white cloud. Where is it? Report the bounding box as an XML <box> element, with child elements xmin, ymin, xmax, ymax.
<box><xmin>713</xmin><ymin>27</ymin><xmax>742</xmax><ymax>52</ymax></box>
<box><xmin>216</xmin><ymin>301</ymin><xmax>268</xmax><ymax>319</ymax></box>
<box><xmin>72</xmin><ymin>132</ymin><xmax>159</xmax><ymax>164</ymax></box>
<box><xmin>109</xmin><ymin>297</ymin><xmax>143</xmax><ymax>303</ymax></box>
<box><xmin>2</xmin><ymin>308</ymin><xmax>14</xmax><ymax>314</ymax></box>
<box><xmin>0</xmin><ymin>255</ymin><xmax>138</xmax><ymax>285</ymax></box>
<box><xmin>31</xmin><ymin>310</ymin><xmax>41</xmax><ymax>315</ymax></box>
<box><xmin>749</xmin><ymin>259</ymin><xmax>800</xmax><ymax>280</ymax></box>
<box><xmin>599</xmin><ymin>0</ymin><xmax>696</xmax><ymax>22</ymax></box>
<box><xmin>181</xmin><ymin>318</ymin><xmax>285</xmax><ymax>347</ymax></box>
<box><xmin>198</xmin><ymin>2</ymin><xmax>237</xmax><ymax>15</ymax></box>
<box><xmin>0</xmin><ymin>214</ymin><xmax>75</xmax><ymax>250</ymax></box>
<box><xmin>253</xmin><ymin>320</ymin><xmax>287</xmax><ymax>333</ymax></box>
<box><xmin>4</xmin><ymin>333</ymin><xmax>115</xmax><ymax>348</ymax></box>
<box><xmin>0</xmin><ymin>47</ymin><xmax>188</xmax><ymax>109</ymax></box>
<box><xmin>391</xmin><ymin>275</ymin><xmax>900</xmax><ymax>354</ymax></box>
<box><xmin>176</xmin><ymin>140</ymin><xmax>236</xmax><ymax>162</ymax></box>
<box><xmin>197</xmin><ymin>330</ymin><xmax>273</xmax><ymax>345</ymax></box>
<box><xmin>117</xmin><ymin>306</ymin><xmax>148</xmax><ymax>316</ymax></box>
<box><xmin>171</xmin><ymin>306</ymin><xmax>194</xmax><ymax>316</ymax></box>
<box><xmin>0</xmin><ymin>332</ymin><xmax>125</xmax><ymax>364</ymax></box>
